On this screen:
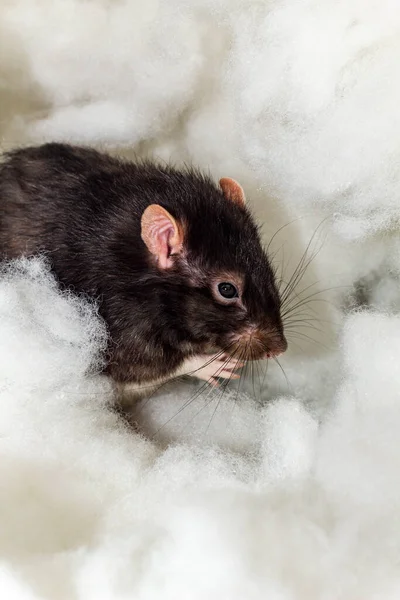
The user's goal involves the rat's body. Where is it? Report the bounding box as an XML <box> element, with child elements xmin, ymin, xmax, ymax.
<box><xmin>0</xmin><ymin>143</ymin><xmax>287</xmax><ymax>392</ymax></box>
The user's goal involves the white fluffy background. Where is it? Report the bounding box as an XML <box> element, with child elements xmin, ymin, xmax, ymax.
<box><xmin>2</xmin><ymin>0</ymin><xmax>400</xmax><ymax>598</ymax></box>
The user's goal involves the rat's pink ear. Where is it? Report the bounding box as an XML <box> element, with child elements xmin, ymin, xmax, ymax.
<box><xmin>141</xmin><ymin>204</ymin><xmax>184</xmax><ymax>269</ymax></box>
<box><xmin>219</xmin><ymin>177</ymin><xmax>246</xmax><ymax>208</ymax></box>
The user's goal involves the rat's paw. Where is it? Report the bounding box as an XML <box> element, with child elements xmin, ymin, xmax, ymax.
<box><xmin>180</xmin><ymin>354</ymin><xmax>244</xmax><ymax>387</ymax></box>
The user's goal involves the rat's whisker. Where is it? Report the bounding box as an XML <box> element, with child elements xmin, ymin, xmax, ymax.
<box><xmin>282</xmin><ymin>296</ymin><xmax>337</xmax><ymax>319</ymax></box>
<box><xmin>278</xmin><ymin>218</ymin><xmax>331</xmax><ymax>308</ymax></box>
<box><xmin>151</xmin><ymin>377</ymin><xmax>216</xmax><ymax>438</ymax></box>
<box><xmin>279</xmin><ymin>236</ymin><xmax>320</xmax><ymax>302</ymax></box>
<box><xmin>250</xmin><ymin>356</ymin><xmax>262</xmax><ymax>402</ymax></box>
<box><xmin>250</xmin><ymin>351</ymin><xmax>258</xmax><ymax>401</ymax></box>
<box><xmin>283</xmin><ymin>320</ymin><xmax>325</xmax><ymax>335</ymax></box>
<box><xmin>140</xmin><ymin>350</ymin><xmax>227</xmax><ymax>423</ymax></box>
<box><xmin>272</xmin><ymin>356</ymin><xmax>293</xmax><ymax>393</ymax></box>
<box><xmin>146</xmin><ymin>343</ymin><xmax>238</xmax><ymax>405</ymax></box>
<box><xmin>259</xmin><ymin>355</ymin><xmax>270</xmax><ymax>395</ymax></box>
<box><xmin>119</xmin><ymin>347</ymin><xmax>228</xmax><ymax>415</ymax></box>
<box><xmin>178</xmin><ymin>351</ymin><xmax>244</xmax><ymax>436</ymax></box>
<box><xmin>281</xmin><ymin>284</ymin><xmax>349</xmax><ymax>317</ymax></box>
<box><xmin>204</xmin><ymin>368</ymin><xmax>236</xmax><ymax>436</ymax></box>
<box><xmin>280</xmin><ymin>245</ymin><xmax>322</xmax><ymax>308</ymax></box>
<box><xmin>151</xmin><ymin>345</ymin><xmax>245</xmax><ymax>437</ymax></box>
<box><xmin>281</xmin><ymin>280</ymin><xmax>321</xmax><ymax>313</ymax></box>
<box><xmin>284</xmin><ymin>319</ymin><xmax>342</xmax><ymax>337</ymax></box>
<box><xmin>266</xmin><ymin>217</ymin><xmax>303</xmax><ymax>255</ymax></box>
<box><xmin>133</xmin><ymin>352</ymin><xmax>225</xmax><ymax>416</ymax></box>
<box><xmin>285</xmin><ymin>331</ymin><xmax>331</xmax><ymax>352</ymax></box>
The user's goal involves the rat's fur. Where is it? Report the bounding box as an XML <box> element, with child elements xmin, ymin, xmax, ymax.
<box><xmin>0</xmin><ymin>143</ymin><xmax>285</xmax><ymax>384</ymax></box>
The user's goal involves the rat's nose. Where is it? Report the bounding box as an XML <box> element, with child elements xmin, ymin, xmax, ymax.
<box><xmin>263</xmin><ymin>334</ymin><xmax>287</xmax><ymax>359</ymax></box>
<box><xmin>232</xmin><ymin>326</ymin><xmax>287</xmax><ymax>361</ymax></box>
<box><xmin>264</xmin><ymin>350</ymin><xmax>283</xmax><ymax>359</ymax></box>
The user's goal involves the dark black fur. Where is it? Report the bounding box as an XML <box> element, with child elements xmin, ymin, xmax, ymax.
<box><xmin>0</xmin><ymin>143</ymin><xmax>285</xmax><ymax>383</ymax></box>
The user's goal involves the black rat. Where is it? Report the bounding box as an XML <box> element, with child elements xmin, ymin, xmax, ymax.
<box><xmin>0</xmin><ymin>143</ymin><xmax>287</xmax><ymax>396</ymax></box>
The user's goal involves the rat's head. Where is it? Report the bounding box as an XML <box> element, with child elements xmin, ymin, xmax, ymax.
<box><xmin>140</xmin><ymin>174</ymin><xmax>287</xmax><ymax>362</ymax></box>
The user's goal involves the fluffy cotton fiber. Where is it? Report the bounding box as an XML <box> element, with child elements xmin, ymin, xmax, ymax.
<box><xmin>1</xmin><ymin>260</ymin><xmax>400</xmax><ymax>599</ymax></box>
<box><xmin>2</xmin><ymin>0</ymin><xmax>400</xmax><ymax>597</ymax></box>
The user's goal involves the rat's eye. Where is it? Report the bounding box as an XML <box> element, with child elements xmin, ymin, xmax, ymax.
<box><xmin>218</xmin><ymin>282</ymin><xmax>238</xmax><ymax>299</ymax></box>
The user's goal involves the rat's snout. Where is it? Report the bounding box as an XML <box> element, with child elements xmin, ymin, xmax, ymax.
<box><xmin>229</xmin><ymin>324</ymin><xmax>287</xmax><ymax>361</ymax></box>
<box><xmin>263</xmin><ymin>334</ymin><xmax>288</xmax><ymax>359</ymax></box>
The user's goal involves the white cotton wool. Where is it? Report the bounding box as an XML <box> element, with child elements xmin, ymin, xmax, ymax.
<box><xmin>310</xmin><ymin>314</ymin><xmax>400</xmax><ymax>598</ymax></box>
<box><xmin>341</xmin><ymin>311</ymin><xmax>400</xmax><ymax>406</ymax></box>
<box><xmin>316</xmin><ymin>312</ymin><xmax>400</xmax><ymax>509</ymax></box>
<box><xmin>136</xmin><ymin>384</ymin><xmax>265</xmax><ymax>454</ymax></box>
<box><xmin>0</xmin><ymin>564</ymin><xmax>39</xmax><ymax>600</ymax></box>
<box><xmin>228</xmin><ymin>0</ymin><xmax>400</xmax><ymax>239</ymax></box>
<box><xmin>0</xmin><ymin>257</ymin><xmax>107</xmax><ymax>387</ymax></box>
<box><xmin>2</xmin><ymin>249</ymin><xmax>400</xmax><ymax>597</ymax></box>
<box><xmin>0</xmin><ymin>0</ymin><xmax>212</xmax><ymax>146</ymax></box>
<box><xmin>261</xmin><ymin>398</ymin><xmax>318</xmax><ymax>482</ymax></box>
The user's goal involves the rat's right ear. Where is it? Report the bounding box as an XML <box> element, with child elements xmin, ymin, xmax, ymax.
<box><xmin>141</xmin><ymin>204</ymin><xmax>184</xmax><ymax>269</ymax></box>
<box><xmin>219</xmin><ymin>177</ymin><xmax>246</xmax><ymax>208</ymax></box>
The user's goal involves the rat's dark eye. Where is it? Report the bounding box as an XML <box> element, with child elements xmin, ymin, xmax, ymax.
<box><xmin>218</xmin><ymin>282</ymin><xmax>238</xmax><ymax>299</ymax></box>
